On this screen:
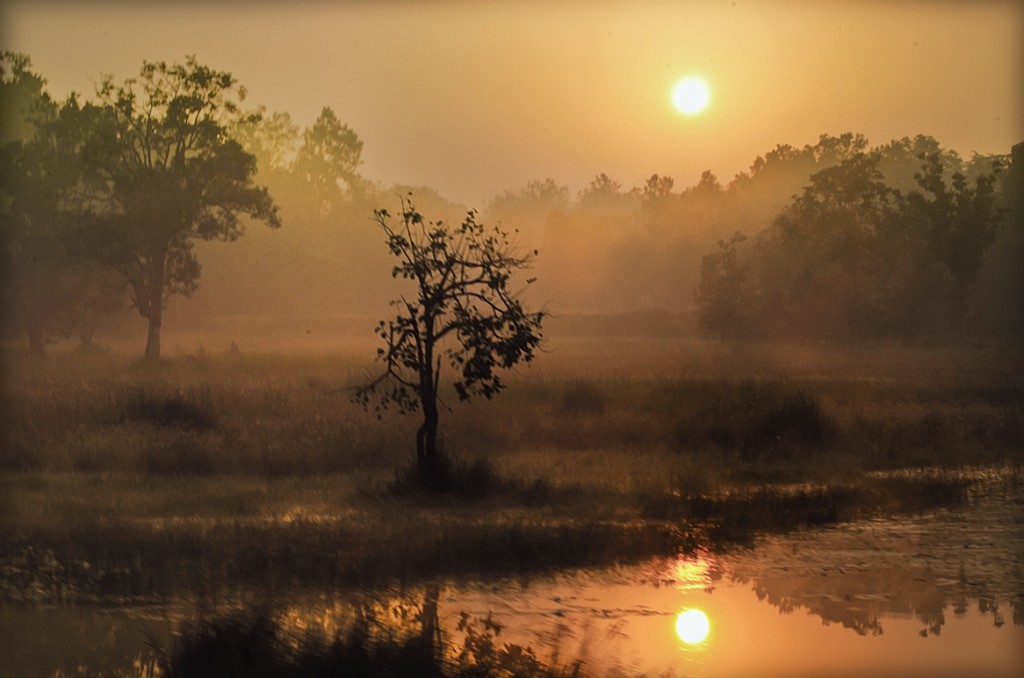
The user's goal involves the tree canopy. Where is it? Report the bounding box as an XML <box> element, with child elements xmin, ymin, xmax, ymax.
<box><xmin>87</xmin><ymin>56</ymin><xmax>280</xmax><ymax>359</ymax></box>
<box><xmin>696</xmin><ymin>146</ymin><xmax>1008</xmax><ymax>341</ymax></box>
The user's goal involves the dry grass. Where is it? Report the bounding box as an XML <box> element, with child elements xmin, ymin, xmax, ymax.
<box><xmin>1</xmin><ymin>337</ymin><xmax>1021</xmax><ymax>603</ymax></box>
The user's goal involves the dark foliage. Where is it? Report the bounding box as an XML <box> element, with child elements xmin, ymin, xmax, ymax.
<box><xmin>390</xmin><ymin>454</ymin><xmax>551</xmax><ymax>505</ymax></box>
<box><xmin>164</xmin><ymin>608</ymin><xmax>580</xmax><ymax>678</ymax></box>
<box><xmin>165</xmin><ymin>612</ymin><xmax>446</xmax><ymax>678</ymax></box>
<box><xmin>673</xmin><ymin>383</ymin><xmax>836</xmax><ymax>461</ymax></box>
<box><xmin>110</xmin><ymin>385</ymin><xmax>216</xmax><ymax>430</ymax></box>
<box><xmin>559</xmin><ymin>380</ymin><xmax>606</xmax><ymax>415</ymax></box>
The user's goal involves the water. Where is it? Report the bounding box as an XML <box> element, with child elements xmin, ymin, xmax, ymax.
<box><xmin>3</xmin><ymin>474</ymin><xmax>1022</xmax><ymax>677</ymax></box>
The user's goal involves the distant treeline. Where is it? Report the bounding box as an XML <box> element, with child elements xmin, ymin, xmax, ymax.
<box><xmin>3</xmin><ymin>52</ymin><xmax>1021</xmax><ymax>354</ymax></box>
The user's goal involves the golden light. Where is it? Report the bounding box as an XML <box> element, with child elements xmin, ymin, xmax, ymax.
<box><xmin>671</xmin><ymin>77</ymin><xmax>711</xmax><ymax>115</ymax></box>
<box><xmin>673</xmin><ymin>556</ymin><xmax>712</xmax><ymax>591</ymax></box>
<box><xmin>675</xmin><ymin>608</ymin><xmax>711</xmax><ymax>645</ymax></box>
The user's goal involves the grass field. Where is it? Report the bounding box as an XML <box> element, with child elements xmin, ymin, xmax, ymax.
<box><xmin>2</xmin><ymin>335</ymin><xmax>1022</xmax><ymax>604</ymax></box>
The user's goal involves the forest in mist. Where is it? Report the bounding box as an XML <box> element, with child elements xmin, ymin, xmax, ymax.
<box><xmin>3</xmin><ymin>52</ymin><xmax>1022</xmax><ymax>357</ymax></box>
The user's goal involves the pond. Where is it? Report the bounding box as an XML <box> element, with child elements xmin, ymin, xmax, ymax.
<box><xmin>3</xmin><ymin>473</ymin><xmax>1022</xmax><ymax>677</ymax></box>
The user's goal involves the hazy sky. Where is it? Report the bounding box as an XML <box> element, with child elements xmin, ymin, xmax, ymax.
<box><xmin>3</xmin><ymin>1</ymin><xmax>1021</xmax><ymax>206</ymax></box>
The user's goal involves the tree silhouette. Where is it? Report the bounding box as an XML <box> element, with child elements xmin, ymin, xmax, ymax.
<box><xmin>89</xmin><ymin>57</ymin><xmax>279</xmax><ymax>360</ymax></box>
<box><xmin>355</xmin><ymin>196</ymin><xmax>544</xmax><ymax>485</ymax></box>
<box><xmin>901</xmin><ymin>152</ymin><xmax>1004</xmax><ymax>333</ymax></box>
<box><xmin>294</xmin><ymin>106</ymin><xmax>363</xmax><ymax>225</ymax></box>
<box><xmin>696</xmin><ymin>232</ymin><xmax>755</xmax><ymax>339</ymax></box>
<box><xmin>1</xmin><ymin>53</ymin><xmax>126</xmax><ymax>352</ymax></box>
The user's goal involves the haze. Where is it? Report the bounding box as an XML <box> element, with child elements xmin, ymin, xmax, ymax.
<box><xmin>4</xmin><ymin>3</ymin><xmax>1024</xmax><ymax>674</ymax></box>
<box><xmin>3</xmin><ymin>0</ymin><xmax>1021</xmax><ymax>206</ymax></box>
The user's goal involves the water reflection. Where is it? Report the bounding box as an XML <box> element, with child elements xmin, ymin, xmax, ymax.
<box><xmin>675</xmin><ymin>608</ymin><xmax>710</xmax><ymax>645</ymax></box>
<box><xmin>671</xmin><ymin>551</ymin><xmax>720</xmax><ymax>592</ymax></box>
<box><xmin>3</xmin><ymin>484</ymin><xmax>1022</xmax><ymax>676</ymax></box>
<box><xmin>3</xmin><ymin>564</ymin><xmax>1021</xmax><ymax>677</ymax></box>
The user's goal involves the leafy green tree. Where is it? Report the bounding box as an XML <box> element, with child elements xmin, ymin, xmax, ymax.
<box><xmin>1</xmin><ymin>54</ymin><xmax>126</xmax><ymax>351</ymax></box>
<box><xmin>773</xmin><ymin>152</ymin><xmax>896</xmax><ymax>338</ymax></box>
<box><xmin>695</xmin><ymin>232</ymin><xmax>756</xmax><ymax>339</ymax></box>
<box><xmin>726</xmin><ymin>134</ymin><xmax>871</xmax><ymax>237</ymax></box>
<box><xmin>355</xmin><ymin>197</ymin><xmax>544</xmax><ymax>484</ymax></box>
<box><xmin>88</xmin><ymin>57</ymin><xmax>280</xmax><ymax>359</ymax></box>
<box><xmin>294</xmin><ymin>106</ymin><xmax>363</xmax><ymax>224</ymax></box>
<box><xmin>721</xmin><ymin>140</ymin><xmax>1007</xmax><ymax>341</ymax></box>
<box><xmin>984</xmin><ymin>142</ymin><xmax>1024</xmax><ymax>334</ymax></box>
<box><xmin>875</xmin><ymin>135</ymin><xmax>960</xmax><ymax>194</ymax></box>
<box><xmin>1</xmin><ymin>52</ymin><xmax>55</xmax><ymax>349</ymax></box>
<box><xmin>578</xmin><ymin>172</ymin><xmax>623</xmax><ymax>206</ymax></box>
<box><xmin>0</xmin><ymin>52</ymin><xmax>47</xmax><ymax>144</ymax></box>
<box><xmin>900</xmin><ymin>153</ymin><xmax>1004</xmax><ymax>333</ymax></box>
<box><xmin>487</xmin><ymin>178</ymin><xmax>570</xmax><ymax>234</ymax></box>
<box><xmin>233</xmin><ymin>108</ymin><xmax>301</xmax><ymax>177</ymax></box>
<box><xmin>638</xmin><ymin>173</ymin><xmax>676</xmax><ymax>232</ymax></box>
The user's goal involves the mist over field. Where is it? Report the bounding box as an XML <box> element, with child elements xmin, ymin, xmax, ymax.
<box><xmin>6</xmin><ymin>128</ymin><xmax>1023</xmax><ymax>356</ymax></box>
<box><xmin>2</xmin><ymin>3</ymin><xmax>1024</xmax><ymax>677</ymax></box>
<box><xmin>2</xmin><ymin>1</ymin><xmax>1022</xmax><ymax>356</ymax></box>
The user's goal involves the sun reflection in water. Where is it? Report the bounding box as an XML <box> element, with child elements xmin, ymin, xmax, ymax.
<box><xmin>675</xmin><ymin>608</ymin><xmax>711</xmax><ymax>645</ymax></box>
<box><xmin>672</xmin><ymin>553</ymin><xmax>716</xmax><ymax>592</ymax></box>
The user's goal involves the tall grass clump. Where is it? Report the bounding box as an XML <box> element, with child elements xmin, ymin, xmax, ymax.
<box><xmin>390</xmin><ymin>451</ymin><xmax>552</xmax><ymax>505</ymax></box>
<box><xmin>109</xmin><ymin>385</ymin><xmax>217</xmax><ymax>430</ymax></box>
<box><xmin>559</xmin><ymin>380</ymin><xmax>606</xmax><ymax>415</ymax></box>
<box><xmin>140</xmin><ymin>433</ymin><xmax>218</xmax><ymax>476</ymax></box>
<box><xmin>673</xmin><ymin>381</ymin><xmax>837</xmax><ymax>461</ymax></box>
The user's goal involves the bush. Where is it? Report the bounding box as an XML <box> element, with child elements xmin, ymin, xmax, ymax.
<box><xmin>560</xmin><ymin>380</ymin><xmax>606</xmax><ymax>414</ymax></box>
<box><xmin>393</xmin><ymin>452</ymin><xmax>500</xmax><ymax>499</ymax></box>
<box><xmin>392</xmin><ymin>453</ymin><xmax>551</xmax><ymax>504</ymax></box>
<box><xmin>758</xmin><ymin>392</ymin><xmax>835</xmax><ymax>450</ymax></box>
<box><xmin>110</xmin><ymin>385</ymin><xmax>216</xmax><ymax>430</ymax></box>
<box><xmin>141</xmin><ymin>434</ymin><xmax>217</xmax><ymax>476</ymax></box>
<box><xmin>674</xmin><ymin>382</ymin><xmax>836</xmax><ymax>461</ymax></box>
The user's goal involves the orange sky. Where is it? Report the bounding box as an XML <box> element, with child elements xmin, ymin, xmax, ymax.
<box><xmin>3</xmin><ymin>1</ymin><xmax>1021</xmax><ymax>206</ymax></box>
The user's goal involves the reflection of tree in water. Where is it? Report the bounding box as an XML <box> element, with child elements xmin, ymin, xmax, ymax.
<box><xmin>728</xmin><ymin>476</ymin><xmax>1024</xmax><ymax>636</ymax></box>
<box><xmin>164</xmin><ymin>584</ymin><xmax>587</xmax><ymax>676</ymax></box>
<box><xmin>6</xmin><ymin>583</ymin><xmax>593</xmax><ymax>676</ymax></box>
<box><xmin>735</xmin><ymin>557</ymin><xmax>1023</xmax><ymax>638</ymax></box>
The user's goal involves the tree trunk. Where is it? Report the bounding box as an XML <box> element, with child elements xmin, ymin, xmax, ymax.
<box><xmin>416</xmin><ymin>320</ymin><xmax>443</xmax><ymax>482</ymax></box>
<box><xmin>143</xmin><ymin>248</ymin><xmax>167</xmax><ymax>361</ymax></box>
<box><xmin>419</xmin><ymin>583</ymin><xmax>442</xmax><ymax>661</ymax></box>
<box><xmin>417</xmin><ymin>397</ymin><xmax>440</xmax><ymax>479</ymax></box>
<box><xmin>144</xmin><ymin>311</ymin><xmax>162</xmax><ymax>361</ymax></box>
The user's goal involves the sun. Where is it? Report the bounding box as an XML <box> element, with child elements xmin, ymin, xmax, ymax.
<box><xmin>671</xmin><ymin>77</ymin><xmax>711</xmax><ymax>116</ymax></box>
<box><xmin>675</xmin><ymin>608</ymin><xmax>711</xmax><ymax>645</ymax></box>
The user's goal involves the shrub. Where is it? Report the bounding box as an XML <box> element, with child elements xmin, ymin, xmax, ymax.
<box><xmin>392</xmin><ymin>453</ymin><xmax>551</xmax><ymax>504</ymax></box>
<box><xmin>110</xmin><ymin>385</ymin><xmax>216</xmax><ymax>430</ymax></box>
<box><xmin>140</xmin><ymin>434</ymin><xmax>217</xmax><ymax>476</ymax></box>
<box><xmin>673</xmin><ymin>383</ymin><xmax>837</xmax><ymax>461</ymax></box>
<box><xmin>560</xmin><ymin>380</ymin><xmax>606</xmax><ymax>414</ymax></box>
<box><xmin>757</xmin><ymin>392</ymin><xmax>835</xmax><ymax>451</ymax></box>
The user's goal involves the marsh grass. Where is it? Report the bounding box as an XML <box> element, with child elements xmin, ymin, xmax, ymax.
<box><xmin>109</xmin><ymin>385</ymin><xmax>217</xmax><ymax>430</ymax></box>
<box><xmin>671</xmin><ymin>383</ymin><xmax>837</xmax><ymax>461</ymax></box>
<box><xmin>387</xmin><ymin>451</ymin><xmax>554</xmax><ymax>506</ymax></box>
<box><xmin>1</xmin><ymin>340</ymin><xmax>1022</xmax><ymax>604</ymax></box>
